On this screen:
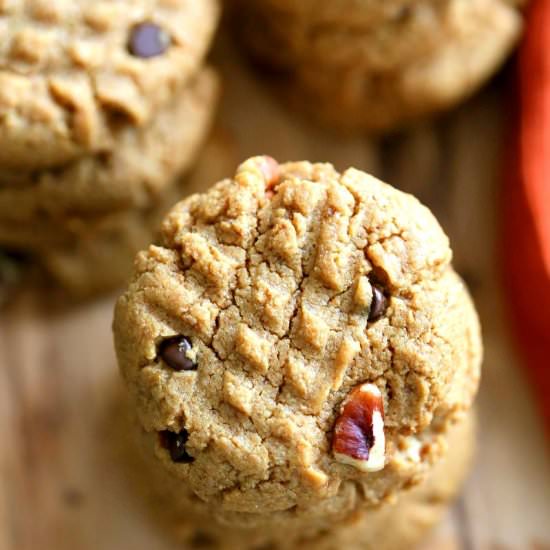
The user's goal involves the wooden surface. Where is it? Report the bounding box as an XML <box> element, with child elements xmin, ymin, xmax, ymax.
<box><xmin>1</xmin><ymin>39</ymin><xmax>549</xmax><ymax>550</ymax></box>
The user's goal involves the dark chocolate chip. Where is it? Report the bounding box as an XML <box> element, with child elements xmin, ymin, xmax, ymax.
<box><xmin>158</xmin><ymin>335</ymin><xmax>197</xmax><ymax>371</ymax></box>
<box><xmin>128</xmin><ymin>22</ymin><xmax>170</xmax><ymax>58</ymax></box>
<box><xmin>368</xmin><ymin>284</ymin><xmax>387</xmax><ymax>322</ymax></box>
<box><xmin>159</xmin><ymin>430</ymin><xmax>194</xmax><ymax>463</ymax></box>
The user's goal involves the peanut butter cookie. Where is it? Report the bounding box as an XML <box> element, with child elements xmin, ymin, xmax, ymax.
<box><xmin>0</xmin><ymin>0</ymin><xmax>219</xmax><ymax>170</ymax></box>
<box><xmin>113</xmin><ymin>156</ymin><xmax>482</xmax><ymax>531</ymax></box>
<box><xmin>121</xmin><ymin>404</ymin><xmax>475</xmax><ymax>549</ymax></box>
<box><xmin>233</xmin><ymin>0</ymin><xmax>523</xmax><ymax>132</ymax></box>
<box><xmin>0</xmin><ymin>67</ymin><xmax>218</xmax><ymax>227</ymax></box>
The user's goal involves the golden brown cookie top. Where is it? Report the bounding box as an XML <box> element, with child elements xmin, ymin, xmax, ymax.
<box><xmin>0</xmin><ymin>67</ymin><xmax>218</xmax><ymax>223</ymax></box>
<box><xmin>114</xmin><ymin>156</ymin><xmax>481</xmax><ymax>516</ymax></box>
<box><xmin>0</xmin><ymin>0</ymin><xmax>219</xmax><ymax>170</ymax></box>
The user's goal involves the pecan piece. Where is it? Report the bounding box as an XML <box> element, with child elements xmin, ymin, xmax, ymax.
<box><xmin>332</xmin><ymin>383</ymin><xmax>385</xmax><ymax>472</ymax></box>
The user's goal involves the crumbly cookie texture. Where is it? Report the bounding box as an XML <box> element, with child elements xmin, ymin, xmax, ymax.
<box><xmin>120</xmin><ymin>400</ymin><xmax>475</xmax><ymax>549</ymax></box>
<box><xmin>114</xmin><ymin>156</ymin><xmax>481</xmax><ymax>520</ymax></box>
<box><xmin>234</xmin><ymin>0</ymin><xmax>523</xmax><ymax>132</ymax></box>
<box><xmin>0</xmin><ymin>175</ymin><xmax>183</xmax><ymax>298</ymax></box>
<box><xmin>0</xmin><ymin>67</ymin><xmax>218</xmax><ymax>227</ymax></box>
<box><xmin>0</xmin><ymin>0</ymin><xmax>219</xmax><ymax>170</ymax></box>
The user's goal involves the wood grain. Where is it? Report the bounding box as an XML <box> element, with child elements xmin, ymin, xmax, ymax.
<box><xmin>1</xmin><ymin>37</ymin><xmax>549</xmax><ymax>550</ymax></box>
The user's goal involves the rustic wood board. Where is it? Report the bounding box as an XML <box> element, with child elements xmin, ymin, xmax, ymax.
<box><xmin>1</xmin><ymin>38</ymin><xmax>549</xmax><ymax>550</ymax></box>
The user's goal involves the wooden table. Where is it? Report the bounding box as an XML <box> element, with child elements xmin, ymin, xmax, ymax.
<box><xmin>1</xmin><ymin>38</ymin><xmax>549</xmax><ymax>550</ymax></box>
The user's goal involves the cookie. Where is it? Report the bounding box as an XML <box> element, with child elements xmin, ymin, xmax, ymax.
<box><xmin>27</xmin><ymin>175</ymin><xmax>185</xmax><ymax>298</ymax></box>
<box><xmin>234</xmin><ymin>0</ymin><xmax>523</xmax><ymax>132</ymax></box>
<box><xmin>113</xmin><ymin>156</ymin><xmax>482</xmax><ymax>526</ymax></box>
<box><xmin>0</xmin><ymin>0</ymin><xmax>220</xmax><ymax>170</ymax></box>
<box><xmin>302</xmin><ymin>415</ymin><xmax>475</xmax><ymax>550</ymax></box>
<box><xmin>0</xmin><ymin>66</ymin><xmax>219</xmax><ymax>226</ymax></box>
<box><xmin>237</xmin><ymin>0</ymin><xmax>453</xmax><ymax>73</ymax></box>
<box><xmin>38</xmin><ymin>205</ymin><xmax>168</xmax><ymax>298</ymax></box>
<box><xmin>286</xmin><ymin>0</ymin><xmax>522</xmax><ymax>132</ymax></box>
<box><xmin>121</xmin><ymin>407</ymin><xmax>475</xmax><ymax>549</ymax></box>
<box><xmin>231</xmin><ymin>0</ymin><xmax>425</xmax><ymax>30</ymax></box>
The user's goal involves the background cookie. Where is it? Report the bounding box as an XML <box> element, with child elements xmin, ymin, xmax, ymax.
<box><xmin>0</xmin><ymin>0</ymin><xmax>220</xmax><ymax>170</ymax></box>
<box><xmin>113</xmin><ymin>156</ymin><xmax>482</xmax><ymax>525</ymax></box>
<box><xmin>237</xmin><ymin>0</ymin><xmax>452</xmax><ymax>72</ymax></box>
<box><xmin>0</xmin><ymin>170</ymin><xmax>190</xmax><ymax>298</ymax></box>
<box><xmin>0</xmin><ymin>67</ymin><xmax>219</xmax><ymax>226</ymax></box>
<box><xmin>232</xmin><ymin>0</ymin><xmax>523</xmax><ymax>132</ymax></box>
<box><xmin>286</xmin><ymin>0</ymin><xmax>522</xmax><ymax>132</ymax></box>
<box><xmin>230</xmin><ymin>0</ymin><xmax>426</xmax><ymax>29</ymax></box>
<box><xmin>37</xmin><ymin>195</ymin><xmax>172</xmax><ymax>298</ymax></box>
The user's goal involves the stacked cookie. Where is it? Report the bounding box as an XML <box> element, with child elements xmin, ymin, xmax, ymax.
<box><xmin>232</xmin><ymin>0</ymin><xmax>525</xmax><ymax>132</ymax></box>
<box><xmin>0</xmin><ymin>0</ymin><xmax>220</xmax><ymax>296</ymax></box>
<box><xmin>113</xmin><ymin>156</ymin><xmax>482</xmax><ymax>549</ymax></box>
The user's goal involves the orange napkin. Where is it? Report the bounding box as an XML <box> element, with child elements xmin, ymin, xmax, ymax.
<box><xmin>504</xmin><ymin>0</ymin><xmax>550</xmax><ymax>431</ymax></box>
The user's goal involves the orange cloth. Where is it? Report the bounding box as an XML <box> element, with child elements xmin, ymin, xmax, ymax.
<box><xmin>519</xmin><ymin>0</ymin><xmax>550</xmax><ymax>273</ymax></box>
<box><xmin>504</xmin><ymin>0</ymin><xmax>550</xmax><ymax>431</ymax></box>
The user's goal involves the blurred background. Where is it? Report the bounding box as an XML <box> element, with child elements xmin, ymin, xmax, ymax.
<box><xmin>0</xmin><ymin>2</ymin><xmax>549</xmax><ymax>549</ymax></box>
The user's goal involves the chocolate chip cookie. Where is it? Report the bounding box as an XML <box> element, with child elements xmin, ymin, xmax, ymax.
<box><xmin>121</xmin><ymin>405</ymin><xmax>475</xmax><ymax>549</ymax></box>
<box><xmin>0</xmin><ymin>67</ymin><xmax>219</xmax><ymax>227</ymax></box>
<box><xmin>0</xmin><ymin>0</ymin><xmax>220</xmax><ymax>170</ymax></box>
<box><xmin>232</xmin><ymin>0</ymin><xmax>523</xmax><ymax>131</ymax></box>
<box><xmin>113</xmin><ymin>156</ymin><xmax>482</xmax><ymax>533</ymax></box>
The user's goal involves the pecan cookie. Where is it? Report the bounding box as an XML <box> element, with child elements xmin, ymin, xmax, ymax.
<box><xmin>113</xmin><ymin>156</ymin><xmax>482</xmax><ymax>530</ymax></box>
<box><xmin>233</xmin><ymin>0</ymin><xmax>523</xmax><ymax>132</ymax></box>
<box><xmin>0</xmin><ymin>67</ymin><xmax>219</xmax><ymax>226</ymax></box>
<box><xmin>121</xmin><ymin>405</ymin><xmax>475</xmax><ymax>549</ymax></box>
<box><xmin>0</xmin><ymin>0</ymin><xmax>219</xmax><ymax>170</ymax></box>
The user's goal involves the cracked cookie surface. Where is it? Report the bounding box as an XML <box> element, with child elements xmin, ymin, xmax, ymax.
<box><xmin>0</xmin><ymin>67</ymin><xmax>218</xmax><ymax>227</ymax></box>
<box><xmin>0</xmin><ymin>0</ymin><xmax>219</xmax><ymax>170</ymax></box>
<box><xmin>113</xmin><ymin>156</ymin><xmax>482</xmax><ymax>522</ymax></box>
<box><xmin>120</xmin><ymin>405</ymin><xmax>475</xmax><ymax>549</ymax></box>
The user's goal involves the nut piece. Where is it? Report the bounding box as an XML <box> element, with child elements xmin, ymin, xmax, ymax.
<box><xmin>332</xmin><ymin>383</ymin><xmax>385</xmax><ymax>473</ymax></box>
<box><xmin>259</xmin><ymin>155</ymin><xmax>280</xmax><ymax>189</ymax></box>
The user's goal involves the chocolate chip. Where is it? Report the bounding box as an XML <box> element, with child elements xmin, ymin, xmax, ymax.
<box><xmin>368</xmin><ymin>284</ymin><xmax>387</xmax><ymax>322</ymax></box>
<box><xmin>158</xmin><ymin>335</ymin><xmax>197</xmax><ymax>371</ymax></box>
<box><xmin>159</xmin><ymin>430</ymin><xmax>194</xmax><ymax>463</ymax></box>
<box><xmin>128</xmin><ymin>22</ymin><xmax>170</xmax><ymax>58</ymax></box>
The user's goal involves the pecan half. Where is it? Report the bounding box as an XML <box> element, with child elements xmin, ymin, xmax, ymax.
<box><xmin>332</xmin><ymin>383</ymin><xmax>385</xmax><ymax>472</ymax></box>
